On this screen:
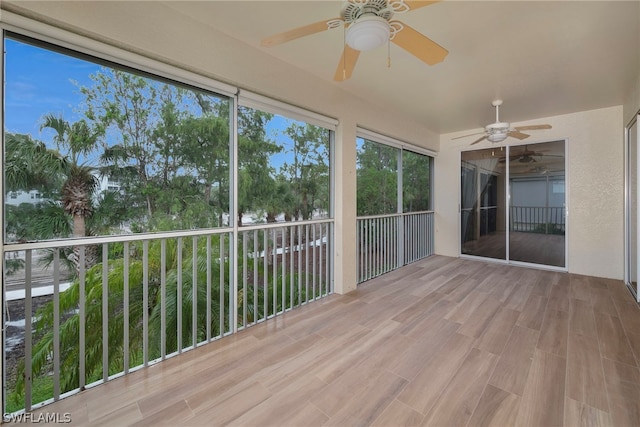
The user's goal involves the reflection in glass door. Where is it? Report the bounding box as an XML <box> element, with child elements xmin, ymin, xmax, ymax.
<box><xmin>626</xmin><ymin>115</ymin><xmax>639</xmax><ymax>300</ymax></box>
<box><xmin>461</xmin><ymin>141</ymin><xmax>566</xmax><ymax>268</ymax></box>
<box><xmin>508</xmin><ymin>141</ymin><xmax>566</xmax><ymax>267</ymax></box>
<box><xmin>461</xmin><ymin>149</ymin><xmax>506</xmax><ymax>260</ymax></box>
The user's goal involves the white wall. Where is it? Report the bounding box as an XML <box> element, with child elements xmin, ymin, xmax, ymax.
<box><xmin>437</xmin><ymin>106</ymin><xmax>624</xmax><ymax>280</ymax></box>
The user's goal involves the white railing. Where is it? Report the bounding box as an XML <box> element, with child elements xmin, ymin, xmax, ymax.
<box><xmin>356</xmin><ymin>211</ymin><xmax>434</xmax><ymax>284</ymax></box>
<box><xmin>2</xmin><ymin>220</ymin><xmax>333</xmax><ymax>414</ymax></box>
<box><xmin>510</xmin><ymin>206</ymin><xmax>565</xmax><ymax>234</ymax></box>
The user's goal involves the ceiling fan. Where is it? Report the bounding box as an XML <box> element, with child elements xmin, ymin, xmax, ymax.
<box><xmin>453</xmin><ymin>100</ymin><xmax>552</xmax><ymax>145</ymax></box>
<box><xmin>261</xmin><ymin>0</ymin><xmax>448</xmax><ymax>81</ymax></box>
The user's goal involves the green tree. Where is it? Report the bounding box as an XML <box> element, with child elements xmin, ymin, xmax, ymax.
<box><xmin>356</xmin><ymin>140</ymin><xmax>399</xmax><ymax>216</ymax></box>
<box><xmin>280</xmin><ymin>123</ymin><xmax>330</xmax><ymax>220</ymax></box>
<box><xmin>402</xmin><ymin>150</ymin><xmax>431</xmax><ymax>212</ymax></box>
<box><xmin>237</xmin><ymin>107</ymin><xmax>280</xmax><ymax>226</ymax></box>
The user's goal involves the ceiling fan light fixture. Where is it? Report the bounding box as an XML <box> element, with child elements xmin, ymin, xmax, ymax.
<box><xmin>346</xmin><ymin>15</ymin><xmax>390</xmax><ymax>51</ymax></box>
<box><xmin>487</xmin><ymin>132</ymin><xmax>507</xmax><ymax>143</ymax></box>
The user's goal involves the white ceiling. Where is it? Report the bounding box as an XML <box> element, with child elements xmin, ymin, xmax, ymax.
<box><xmin>162</xmin><ymin>0</ymin><xmax>638</xmax><ymax>134</ymax></box>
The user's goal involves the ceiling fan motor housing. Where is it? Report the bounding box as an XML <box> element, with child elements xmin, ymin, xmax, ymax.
<box><xmin>342</xmin><ymin>0</ymin><xmax>394</xmax><ymax>22</ymax></box>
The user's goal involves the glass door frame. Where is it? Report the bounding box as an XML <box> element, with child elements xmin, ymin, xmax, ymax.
<box><xmin>459</xmin><ymin>138</ymin><xmax>569</xmax><ymax>272</ymax></box>
<box><xmin>624</xmin><ymin>113</ymin><xmax>640</xmax><ymax>302</ymax></box>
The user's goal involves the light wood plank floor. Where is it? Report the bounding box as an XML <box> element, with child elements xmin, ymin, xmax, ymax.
<box><xmin>32</xmin><ymin>256</ymin><xmax>640</xmax><ymax>426</ymax></box>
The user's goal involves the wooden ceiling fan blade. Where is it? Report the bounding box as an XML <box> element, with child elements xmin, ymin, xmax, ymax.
<box><xmin>391</xmin><ymin>22</ymin><xmax>448</xmax><ymax>66</ymax></box>
<box><xmin>261</xmin><ymin>18</ymin><xmax>341</xmax><ymax>47</ymax></box>
<box><xmin>403</xmin><ymin>1</ymin><xmax>441</xmax><ymax>11</ymax></box>
<box><xmin>508</xmin><ymin>131</ymin><xmax>530</xmax><ymax>140</ymax></box>
<box><xmin>514</xmin><ymin>124</ymin><xmax>552</xmax><ymax>131</ymax></box>
<box><xmin>334</xmin><ymin>45</ymin><xmax>360</xmax><ymax>81</ymax></box>
<box><xmin>470</xmin><ymin>136</ymin><xmax>488</xmax><ymax>145</ymax></box>
<box><xmin>452</xmin><ymin>132</ymin><xmax>485</xmax><ymax>140</ymax></box>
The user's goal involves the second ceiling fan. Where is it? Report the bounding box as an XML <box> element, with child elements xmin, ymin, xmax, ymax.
<box><xmin>261</xmin><ymin>0</ymin><xmax>448</xmax><ymax>81</ymax></box>
<box><xmin>453</xmin><ymin>100</ymin><xmax>552</xmax><ymax>145</ymax></box>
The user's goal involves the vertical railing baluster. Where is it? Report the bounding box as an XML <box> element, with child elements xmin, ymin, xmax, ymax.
<box><xmin>312</xmin><ymin>225</ymin><xmax>317</xmax><ymax>300</ymax></box>
<box><xmin>253</xmin><ymin>230</ymin><xmax>258</xmax><ymax>325</ymax></box>
<box><xmin>24</xmin><ymin>249</ymin><xmax>32</xmax><ymax>411</ymax></box>
<box><xmin>290</xmin><ymin>225</ymin><xmax>294</xmax><ymax>310</ymax></box>
<box><xmin>242</xmin><ymin>232</ymin><xmax>247</xmax><ymax>328</ymax></box>
<box><xmin>206</xmin><ymin>236</ymin><xmax>212</xmax><ymax>341</ymax></box>
<box><xmin>53</xmin><ymin>249</ymin><xmax>60</xmax><ymax>400</ymax></box>
<box><xmin>281</xmin><ymin>228</ymin><xmax>286</xmax><ymax>312</ymax></box>
<box><xmin>160</xmin><ymin>239</ymin><xmax>167</xmax><ymax>359</ymax></box>
<box><xmin>79</xmin><ymin>247</ymin><xmax>86</xmax><ymax>388</ymax></box>
<box><xmin>297</xmin><ymin>225</ymin><xmax>302</xmax><ymax>306</ymax></box>
<box><xmin>263</xmin><ymin>230</ymin><xmax>268</xmax><ymax>320</ymax></box>
<box><xmin>325</xmin><ymin>223</ymin><xmax>329</xmax><ymax>294</ymax></box>
<box><xmin>123</xmin><ymin>242</ymin><xmax>130</xmax><ymax>372</ymax></box>
<box><xmin>220</xmin><ymin>235</ymin><xmax>225</xmax><ymax>336</ymax></box>
<box><xmin>177</xmin><ymin>238</ymin><xmax>182</xmax><ymax>353</ymax></box>
<box><xmin>143</xmin><ymin>240</ymin><xmax>149</xmax><ymax>365</ymax></box>
<box><xmin>102</xmin><ymin>243</ymin><xmax>109</xmax><ymax>381</ymax></box>
<box><xmin>227</xmin><ymin>233</ymin><xmax>233</xmax><ymax>335</ymax></box>
<box><xmin>319</xmin><ymin>224</ymin><xmax>324</xmax><ymax>296</ymax></box>
<box><xmin>272</xmin><ymin>228</ymin><xmax>277</xmax><ymax>316</ymax></box>
<box><xmin>305</xmin><ymin>224</ymin><xmax>310</xmax><ymax>303</ymax></box>
<box><xmin>192</xmin><ymin>237</ymin><xmax>198</xmax><ymax>347</ymax></box>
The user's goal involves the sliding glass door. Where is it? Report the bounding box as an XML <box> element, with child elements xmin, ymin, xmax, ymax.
<box><xmin>461</xmin><ymin>140</ymin><xmax>566</xmax><ymax>269</ymax></box>
<box><xmin>509</xmin><ymin>141</ymin><xmax>566</xmax><ymax>267</ymax></box>
<box><xmin>461</xmin><ymin>148</ymin><xmax>506</xmax><ymax>260</ymax></box>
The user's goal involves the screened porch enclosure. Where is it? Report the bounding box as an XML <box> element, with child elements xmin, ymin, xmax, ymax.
<box><xmin>2</xmin><ymin>32</ymin><xmax>339</xmax><ymax>414</ymax></box>
<box><xmin>1</xmin><ymin>27</ymin><xmax>436</xmax><ymax>416</ymax></box>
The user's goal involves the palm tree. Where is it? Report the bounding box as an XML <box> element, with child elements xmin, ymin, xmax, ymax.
<box><xmin>36</xmin><ymin>115</ymin><xmax>103</xmax><ymax>273</ymax></box>
<box><xmin>39</xmin><ymin>114</ymin><xmax>101</xmax><ymax>240</ymax></box>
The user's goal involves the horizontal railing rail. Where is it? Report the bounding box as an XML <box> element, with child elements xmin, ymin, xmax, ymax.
<box><xmin>3</xmin><ymin>219</ymin><xmax>333</xmax><ymax>414</ymax></box>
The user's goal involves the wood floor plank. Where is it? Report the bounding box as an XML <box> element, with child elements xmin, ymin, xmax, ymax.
<box><xmin>128</xmin><ymin>400</ymin><xmax>192</xmax><ymax>427</ymax></box>
<box><xmin>423</xmin><ymin>348</ymin><xmax>497</xmax><ymax>426</ymax></box>
<box><xmin>503</xmin><ymin>283</ymin><xmax>532</xmax><ymax>312</ymax></box>
<box><xmin>537</xmin><ymin>308</ymin><xmax>569</xmax><ymax>358</ymax></box>
<box><xmin>228</xmin><ymin>376</ymin><xmax>327</xmax><ymax>426</ymax></box>
<box><xmin>392</xmin><ymin>318</ymin><xmax>460</xmax><ymax>380</ymax></box>
<box><xmin>516</xmin><ymin>294</ymin><xmax>548</xmax><ymax>331</ymax></box>
<box><xmin>324</xmin><ymin>370</ymin><xmax>407</xmax><ymax>427</ymax></box>
<box><xmin>515</xmin><ymin>349</ymin><xmax>566</xmax><ymax>427</ymax></box>
<box><xmin>570</xmin><ymin>298</ymin><xmax>598</xmax><ymax>338</ymax></box>
<box><xmin>602</xmin><ymin>358</ymin><xmax>640</xmax><ymax>385</ymax></box>
<box><xmin>397</xmin><ymin>333</ymin><xmax>474</xmax><ymax>414</ymax></box>
<box><xmin>590</xmin><ymin>287</ymin><xmax>619</xmax><ymax>316</ymax></box>
<box><xmin>570</xmin><ymin>274</ymin><xmax>593</xmax><ymax>303</ymax></box>
<box><xmin>594</xmin><ymin>313</ymin><xmax>637</xmax><ymax>366</ymax></box>
<box><xmin>467</xmin><ymin>384</ymin><xmax>521</xmax><ymax>427</ymax></box>
<box><xmin>371</xmin><ymin>399</ymin><xmax>424</xmax><ymax>427</ymax></box>
<box><xmin>605</xmin><ymin>372</ymin><xmax>640</xmax><ymax>427</ymax></box>
<box><xmin>566</xmin><ymin>333</ymin><xmax>609</xmax><ymax>412</ymax></box>
<box><xmin>184</xmin><ymin>382</ymin><xmax>271</xmax><ymax>426</ymax></box>
<box><xmin>548</xmin><ymin>283</ymin><xmax>571</xmax><ymax>312</ymax></box>
<box><xmin>476</xmin><ymin>307</ymin><xmax>521</xmax><ymax>355</ymax></box>
<box><xmin>457</xmin><ymin>296</ymin><xmax>503</xmax><ymax>338</ymax></box>
<box><xmin>489</xmin><ymin>325</ymin><xmax>540</xmax><ymax>396</ymax></box>
<box><xmin>564</xmin><ymin>398</ymin><xmax>614</xmax><ymax>427</ymax></box>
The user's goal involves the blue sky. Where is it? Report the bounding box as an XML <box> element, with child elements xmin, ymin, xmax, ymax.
<box><xmin>4</xmin><ymin>38</ymin><xmax>96</xmax><ymax>138</ymax></box>
<box><xmin>3</xmin><ymin>37</ymin><xmax>324</xmax><ymax>173</ymax></box>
